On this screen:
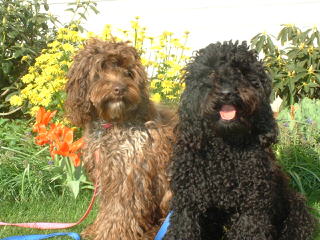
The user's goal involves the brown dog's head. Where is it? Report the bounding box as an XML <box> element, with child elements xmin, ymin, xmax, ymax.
<box><xmin>65</xmin><ymin>38</ymin><xmax>155</xmax><ymax>126</ymax></box>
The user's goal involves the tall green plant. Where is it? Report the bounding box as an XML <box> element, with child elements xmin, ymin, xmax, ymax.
<box><xmin>66</xmin><ymin>0</ymin><xmax>99</xmax><ymax>32</ymax></box>
<box><xmin>0</xmin><ymin>0</ymin><xmax>99</xmax><ymax>117</ymax></box>
<box><xmin>0</xmin><ymin>0</ymin><xmax>57</xmax><ymax>114</ymax></box>
<box><xmin>251</xmin><ymin>25</ymin><xmax>320</xmax><ymax>109</ymax></box>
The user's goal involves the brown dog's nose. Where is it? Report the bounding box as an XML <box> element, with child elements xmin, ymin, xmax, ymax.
<box><xmin>113</xmin><ymin>84</ymin><xmax>126</xmax><ymax>95</ymax></box>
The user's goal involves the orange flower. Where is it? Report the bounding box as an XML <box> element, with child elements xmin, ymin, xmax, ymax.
<box><xmin>69</xmin><ymin>152</ymin><xmax>82</xmax><ymax>167</ymax></box>
<box><xmin>33</xmin><ymin>107</ymin><xmax>84</xmax><ymax>167</ymax></box>
<box><xmin>33</xmin><ymin>107</ymin><xmax>57</xmax><ymax>133</ymax></box>
<box><xmin>50</xmin><ymin>124</ymin><xmax>84</xmax><ymax>166</ymax></box>
<box><xmin>34</xmin><ymin>124</ymin><xmax>50</xmax><ymax>145</ymax></box>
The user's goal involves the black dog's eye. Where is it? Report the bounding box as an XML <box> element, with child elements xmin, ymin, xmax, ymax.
<box><xmin>202</xmin><ymin>78</ymin><xmax>213</xmax><ymax>88</ymax></box>
<box><xmin>250</xmin><ymin>79</ymin><xmax>262</xmax><ymax>89</ymax></box>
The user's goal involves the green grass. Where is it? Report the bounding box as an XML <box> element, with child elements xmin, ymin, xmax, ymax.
<box><xmin>0</xmin><ymin>195</ymin><xmax>318</xmax><ymax>239</ymax></box>
<box><xmin>0</xmin><ymin>193</ymin><xmax>98</xmax><ymax>239</ymax></box>
<box><xmin>0</xmin><ymin>118</ymin><xmax>64</xmax><ymax>201</ymax></box>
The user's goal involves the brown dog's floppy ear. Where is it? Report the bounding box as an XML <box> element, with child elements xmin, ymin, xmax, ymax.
<box><xmin>65</xmin><ymin>43</ymin><xmax>96</xmax><ymax>127</ymax></box>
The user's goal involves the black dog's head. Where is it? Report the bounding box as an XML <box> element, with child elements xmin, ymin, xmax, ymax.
<box><xmin>178</xmin><ymin>41</ymin><xmax>277</xmax><ymax>146</ymax></box>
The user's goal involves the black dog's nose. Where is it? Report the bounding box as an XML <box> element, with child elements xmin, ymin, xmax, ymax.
<box><xmin>221</xmin><ymin>85</ymin><xmax>234</xmax><ymax>97</ymax></box>
<box><xmin>221</xmin><ymin>88</ymin><xmax>231</xmax><ymax>95</ymax></box>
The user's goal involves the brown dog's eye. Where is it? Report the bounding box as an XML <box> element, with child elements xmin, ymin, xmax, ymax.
<box><xmin>126</xmin><ymin>70</ymin><xmax>134</xmax><ymax>78</ymax></box>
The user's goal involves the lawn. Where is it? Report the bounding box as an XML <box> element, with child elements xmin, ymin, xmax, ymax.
<box><xmin>0</xmin><ymin>193</ymin><xmax>98</xmax><ymax>239</ymax></box>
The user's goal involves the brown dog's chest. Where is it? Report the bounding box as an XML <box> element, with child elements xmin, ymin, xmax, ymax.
<box><xmin>94</xmin><ymin>126</ymin><xmax>152</xmax><ymax>167</ymax></box>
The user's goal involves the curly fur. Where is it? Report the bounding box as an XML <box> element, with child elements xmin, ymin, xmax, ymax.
<box><xmin>164</xmin><ymin>41</ymin><xmax>316</xmax><ymax>240</ymax></box>
<box><xmin>65</xmin><ymin>38</ymin><xmax>175</xmax><ymax>240</ymax></box>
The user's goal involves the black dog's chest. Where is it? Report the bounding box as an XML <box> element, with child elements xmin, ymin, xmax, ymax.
<box><xmin>201</xmin><ymin>143</ymin><xmax>271</xmax><ymax>209</ymax></box>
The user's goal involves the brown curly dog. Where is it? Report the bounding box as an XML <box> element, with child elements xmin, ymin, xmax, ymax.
<box><xmin>65</xmin><ymin>38</ymin><xmax>175</xmax><ymax>240</ymax></box>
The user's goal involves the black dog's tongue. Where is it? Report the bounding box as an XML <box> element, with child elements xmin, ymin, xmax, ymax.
<box><xmin>219</xmin><ymin>105</ymin><xmax>236</xmax><ymax>120</ymax></box>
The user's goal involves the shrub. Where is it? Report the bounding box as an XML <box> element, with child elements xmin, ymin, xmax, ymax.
<box><xmin>0</xmin><ymin>0</ymin><xmax>57</xmax><ymax>114</ymax></box>
<box><xmin>251</xmin><ymin>25</ymin><xmax>320</xmax><ymax>109</ymax></box>
<box><xmin>9</xmin><ymin>26</ymin><xmax>84</xmax><ymax>116</ymax></box>
<box><xmin>1</xmin><ymin>0</ymin><xmax>98</xmax><ymax>117</ymax></box>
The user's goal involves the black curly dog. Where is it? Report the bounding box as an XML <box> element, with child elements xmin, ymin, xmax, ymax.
<box><xmin>164</xmin><ymin>41</ymin><xmax>316</xmax><ymax>240</ymax></box>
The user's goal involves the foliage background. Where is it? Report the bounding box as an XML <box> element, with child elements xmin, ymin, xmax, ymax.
<box><xmin>0</xmin><ymin>0</ymin><xmax>98</xmax><ymax>116</ymax></box>
<box><xmin>251</xmin><ymin>24</ymin><xmax>320</xmax><ymax>109</ymax></box>
<box><xmin>0</xmin><ymin>0</ymin><xmax>57</xmax><ymax>114</ymax></box>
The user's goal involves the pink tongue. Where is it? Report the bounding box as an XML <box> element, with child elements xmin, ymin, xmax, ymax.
<box><xmin>219</xmin><ymin>105</ymin><xmax>236</xmax><ymax>120</ymax></box>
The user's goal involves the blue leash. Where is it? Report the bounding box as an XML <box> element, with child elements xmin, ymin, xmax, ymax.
<box><xmin>0</xmin><ymin>232</ymin><xmax>80</xmax><ymax>240</ymax></box>
<box><xmin>154</xmin><ymin>211</ymin><xmax>172</xmax><ymax>240</ymax></box>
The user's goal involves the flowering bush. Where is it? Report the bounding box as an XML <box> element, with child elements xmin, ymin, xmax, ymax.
<box><xmin>33</xmin><ymin>107</ymin><xmax>88</xmax><ymax>198</ymax></box>
<box><xmin>10</xmin><ymin>26</ymin><xmax>84</xmax><ymax>116</ymax></box>
<box><xmin>0</xmin><ymin>0</ymin><xmax>57</xmax><ymax>114</ymax></box>
<box><xmin>10</xmin><ymin>18</ymin><xmax>190</xmax><ymax>115</ymax></box>
<box><xmin>251</xmin><ymin>24</ymin><xmax>320</xmax><ymax>109</ymax></box>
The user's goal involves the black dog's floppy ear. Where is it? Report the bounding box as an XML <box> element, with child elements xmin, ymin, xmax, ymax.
<box><xmin>175</xmin><ymin>85</ymin><xmax>206</xmax><ymax>151</ymax></box>
<box><xmin>255</xmin><ymin>102</ymin><xmax>279</xmax><ymax>147</ymax></box>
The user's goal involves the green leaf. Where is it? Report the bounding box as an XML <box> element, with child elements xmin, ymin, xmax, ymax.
<box><xmin>314</xmin><ymin>73</ymin><xmax>320</xmax><ymax>81</ymax></box>
<box><xmin>68</xmin><ymin>180</ymin><xmax>80</xmax><ymax>198</ymax></box>
<box><xmin>251</xmin><ymin>33</ymin><xmax>262</xmax><ymax>46</ymax></box>
<box><xmin>307</xmin><ymin>82</ymin><xmax>319</xmax><ymax>88</ymax></box>
<box><xmin>266</xmin><ymin>36</ymin><xmax>275</xmax><ymax>54</ymax></box>
<box><xmin>65</xmin><ymin>8</ymin><xmax>75</xmax><ymax>13</ymax></box>
<box><xmin>89</xmin><ymin>5</ymin><xmax>100</xmax><ymax>14</ymax></box>
<box><xmin>292</xmin><ymin>71</ymin><xmax>308</xmax><ymax>83</ymax></box>
<box><xmin>13</xmin><ymin>49</ymin><xmax>25</xmax><ymax>58</ymax></box>
<box><xmin>255</xmin><ymin>35</ymin><xmax>266</xmax><ymax>53</ymax></box>
<box><xmin>44</xmin><ymin>0</ymin><xmax>49</xmax><ymax>11</ymax></box>
<box><xmin>2</xmin><ymin>62</ymin><xmax>13</xmax><ymax>75</ymax></box>
<box><xmin>79</xmin><ymin>13</ymin><xmax>87</xmax><ymax>20</ymax></box>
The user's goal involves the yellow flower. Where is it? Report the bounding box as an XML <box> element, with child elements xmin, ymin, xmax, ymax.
<box><xmin>150</xmin><ymin>79</ymin><xmax>160</xmax><ymax>89</ymax></box>
<box><xmin>150</xmin><ymin>93</ymin><xmax>161</xmax><ymax>103</ymax></box>
<box><xmin>21</xmin><ymin>55</ymin><xmax>31</xmax><ymax>62</ymax></box>
<box><xmin>21</xmin><ymin>73</ymin><xmax>35</xmax><ymax>83</ymax></box>
<box><xmin>30</xmin><ymin>106</ymin><xmax>40</xmax><ymax>116</ymax></box>
<box><xmin>284</xmin><ymin>24</ymin><xmax>295</xmax><ymax>28</ymax></box>
<box><xmin>307</xmin><ymin>46</ymin><xmax>314</xmax><ymax>54</ymax></box>
<box><xmin>161</xmin><ymin>88</ymin><xmax>172</xmax><ymax>94</ymax></box>
<box><xmin>307</xmin><ymin>65</ymin><xmax>314</xmax><ymax>74</ymax></box>
<box><xmin>9</xmin><ymin>95</ymin><xmax>23</xmax><ymax>106</ymax></box>
<box><xmin>298</xmin><ymin>43</ymin><xmax>305</xmax><ymax>50</ymax></box>
<box><xmin>167</xmin><ymin>95</ymin><xmax>177</xmax><ymax>100</ymax></box>
<box><xmin>62</xmin><ymin>43</ymin><xmax>75</xmax><ymax>52</ymax></box>
<box><xmin>157</xmin><ymin>74</ymin><xmax>165</xmax><ymax>80</ymax></box>
<box><xmin>131</xmin><ymin>20</ymin><xmax>139</xmax><ymax>30</ymax></box>
<box><xmin>162</xmin><ymin>31</ymin><xmax>173</xmax><ymax>37</ymax></box>
<box><xmin>287</xmin><ymin>71</ymin><xmax>296</xmax><ymax>77</ymax></box>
